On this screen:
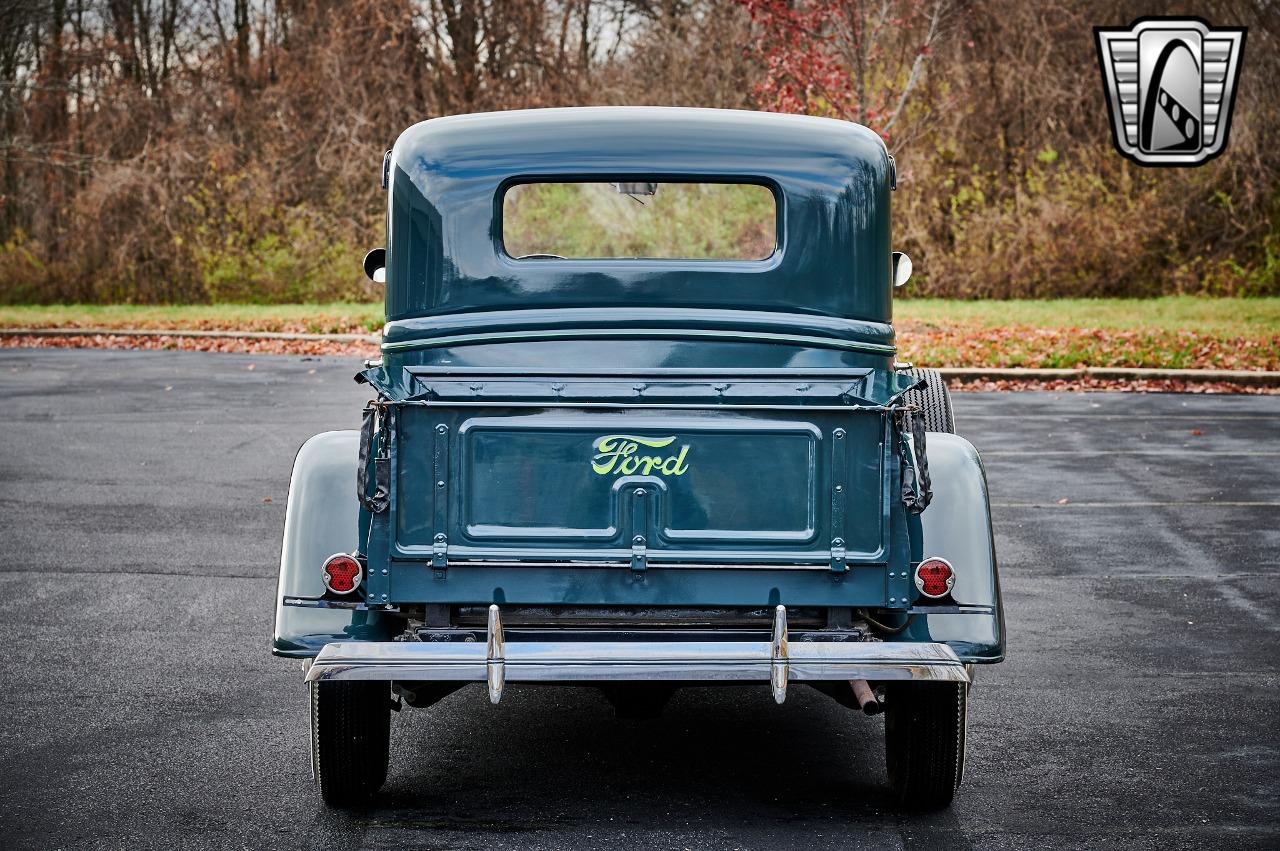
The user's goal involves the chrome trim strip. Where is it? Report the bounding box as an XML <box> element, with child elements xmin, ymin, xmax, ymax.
<box><xmin>304</xmin><ymin>608</ymin><xmax>969</xmax><ymax>687</ymax></box>
<box><xmin>382</xmin><ymin>328</ymin><xmax>897</xmax><ymax>356</ymax></box>
<box><xmin>904</xmin><ymin>604</ymin><xmax>994</xmax><ymax>615</ymax></box>
<box><xmin>405</xmin><ymin>366</ymin><xmax>877</xmax><ymax>377</ymax></box>
<box><xmin>390</xmin><ymin>400</ymin><xmax>891</xmax><ymax>412</ymax></box>
<box><xmin>424</xmin><ymin>559</ymin><xmax>841</xmax><ymax>572</ymax></box>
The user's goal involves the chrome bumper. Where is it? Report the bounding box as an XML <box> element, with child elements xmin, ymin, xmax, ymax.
<box><xmin>304</xmin><ymin>605</ymin><xmax>969</xmax><ymax>704</ymax></box>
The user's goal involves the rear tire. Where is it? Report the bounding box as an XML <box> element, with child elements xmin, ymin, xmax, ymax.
<box><xmin>311</xmin><ymin>680</ymin><xmax>391</xmax><ymax>807</ymax></box>
<box><xmin>901</xmin><ymin>367</ymin><xmax>955</xmax><ymax>433</ymax></box>
<box><xmin>884</xmin><ymin>681</ymin><xmax>967</xmax><ymax>810</ymax></box>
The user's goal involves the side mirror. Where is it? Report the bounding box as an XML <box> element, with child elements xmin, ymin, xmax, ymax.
<box><xmin>612</xmin><ymin>181</ymin><xmax>657</xmax><ymax>196</ymax></box>
<box><xmin>892</xmin><ymin>251</ymin><xmax>912</xmax><ymax>288</ymax></box>
<box><xmin>363</xmin><ymin>248</ymin><xmax>386</xmax><ymax>284</ymax></box>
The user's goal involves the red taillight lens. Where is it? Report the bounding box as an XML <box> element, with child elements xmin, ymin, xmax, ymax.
<box><xmin>322</xmin><ymin>553</ymin><xmax>362</xmax><ymax>595</ymax></box>
<box><xmin>914</xmin><ymin>557</ymin><xmax>954</xmax><ymax>599</ymax></box>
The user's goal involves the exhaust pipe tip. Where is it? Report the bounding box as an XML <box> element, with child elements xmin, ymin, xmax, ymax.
<box><xmin>850</xmin><ymin>678</ymin><xmax>883</xmax><ymax>715</ymax></box>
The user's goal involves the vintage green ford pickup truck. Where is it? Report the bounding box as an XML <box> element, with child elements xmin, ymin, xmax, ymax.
<box><xmin>274</xmin><ymin>107</ymin><xmax>1005</xmax><ymax>810</ymax></box>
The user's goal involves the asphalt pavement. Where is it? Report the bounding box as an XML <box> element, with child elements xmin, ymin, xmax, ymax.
<box><xmin>0</xmin><ymin>348</ymin><xmax>1276</xmax><ymax>850</ymax></box>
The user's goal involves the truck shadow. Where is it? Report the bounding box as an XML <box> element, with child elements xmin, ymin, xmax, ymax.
<box><xmin>334</xmin><ymin>682</ymin><xmax>970</xmax><ymax>844</ymax></box>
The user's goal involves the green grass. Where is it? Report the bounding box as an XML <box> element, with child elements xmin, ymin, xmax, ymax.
<box><xmin>896</xmin><ymin>296</ymin><xmax>1280</xmax><ymax>335</ymax></box>
<box><xmin>2</xmin><ymin>296</ymin><xmax>1275</xmax><ymax>335</ymax></box>
<box><xmin>2</xmin><ymin>296</ymin><xmax>1278</xmax><ymax>369</ymax></box>
<box><xmin>0</xmin><ymin>302</ymin><xmax>386</xmax><ymax>334</ymax></box>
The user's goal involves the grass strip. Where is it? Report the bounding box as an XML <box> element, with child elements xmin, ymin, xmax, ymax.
<box><xmin>2</xmin><ymin>297</ymin><xmax>1277</xmax><ymax>370</ymax></box>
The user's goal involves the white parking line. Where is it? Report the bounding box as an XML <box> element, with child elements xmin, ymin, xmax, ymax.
<box><xmin>959</xmin><ymin>414</ymin><xmax>1278</xmax><ymax>421</ymax></box>
<box><xmin>982</xmin><ymin>450</ymin><xmax>1280</xmax><ymax>457</ymax></box>
<box><xmin>993</xmin><ymin>501</ymin><xmax>1280</xmax><ymax>508</ymax></box>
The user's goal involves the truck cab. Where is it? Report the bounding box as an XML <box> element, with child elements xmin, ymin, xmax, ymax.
<box><xmin>274</xmin><ymin>107</ymin><xmax>1004</xmax><ymax>809</ymax></box>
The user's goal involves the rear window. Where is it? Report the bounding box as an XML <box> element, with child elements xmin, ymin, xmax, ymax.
<box><xmin>501</xmin><ymin>181</ymin><xmax>777</xmax><ymax>261</ymax></box>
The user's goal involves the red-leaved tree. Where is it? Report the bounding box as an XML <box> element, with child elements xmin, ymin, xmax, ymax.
<box><xmin>738</xmin><ymin>0</ymin><xmax>951</xmax><ymax>141</ymax></box>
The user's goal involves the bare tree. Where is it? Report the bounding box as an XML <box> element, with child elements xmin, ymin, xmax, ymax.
<box><xmin>0</xmin><ymin>0</ymin><xmax>1274</xmax><ymax>302</ymax></box>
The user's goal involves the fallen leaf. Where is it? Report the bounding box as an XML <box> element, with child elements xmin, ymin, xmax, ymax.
<box><xmin>5</xmin><ymin>331</ymin><xmax>1278</xmax><ymax>393</ymax></box>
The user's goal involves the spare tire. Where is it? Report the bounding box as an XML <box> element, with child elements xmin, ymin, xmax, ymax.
<box><xmin>901</xmin><ymin>367</ymin><xmax>955</xmax><ymax>434</ymax></box>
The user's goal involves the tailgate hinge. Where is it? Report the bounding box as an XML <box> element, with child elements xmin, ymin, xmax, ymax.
<box><xmin>629</xmin><ymin>487</ymin><xmax>650</xmax><ymax>576</ymax></box>
<box><xmin>830</xmin><ymin>538</ymin><xmax>847</xmax><ymax>572</ymax></box>
<box><xmin>631</xmin><ymin>535</ymin><xmax>648</xmax><ymax>573</ymax></box>
<box><xmin>432</xmin><ymin>534</ymin><xmax>448</xmax><ymax>570</ymax></box>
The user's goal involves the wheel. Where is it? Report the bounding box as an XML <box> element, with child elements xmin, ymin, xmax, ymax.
<box><xmin>901</xmin><ymin>367</ymin><xmax>955</xmax><ymax>433</ymax></box>
<box><xmin>883</xmin><ymin>681</ymin><xmax>967</xmax><ymax>810</ymax></box>
<box><xmin>311</xmin><ymin>680</ymin><xmax>391</xmax><ymax>807</ymax></box>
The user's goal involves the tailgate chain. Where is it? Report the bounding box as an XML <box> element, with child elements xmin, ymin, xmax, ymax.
<box><xmin>358</xmin><ymin>401</ymin><xmax>391</xmax><ymax>514</ymax></box>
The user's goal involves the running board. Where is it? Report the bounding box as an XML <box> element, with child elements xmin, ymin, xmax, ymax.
<box><xmin>304</xmin><ymin>605</ymin><xmax>969</xmax><ymax>704</ymax></box>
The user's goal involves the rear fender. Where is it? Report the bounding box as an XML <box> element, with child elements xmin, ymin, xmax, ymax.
<box><xmin>272</xmin><ymin>431</ymin><xmax>396</xmax><ymax>657</ymax></box>
<box><xmin>909</xmin><ymin>433</ymin><xmax>1006</xmax><ymax>663</ymax></box>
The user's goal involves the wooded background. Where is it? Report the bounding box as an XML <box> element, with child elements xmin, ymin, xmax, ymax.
<box><xmin>1</xmin><ymin>0</ymin><xmax>1276</xmax><ymax>304</ymax></box>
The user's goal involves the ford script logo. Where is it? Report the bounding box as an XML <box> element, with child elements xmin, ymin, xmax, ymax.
<box><xmin>591</xmin><ymin>434</ymin><xmax>690</xmax><ymax>476</ymax></box>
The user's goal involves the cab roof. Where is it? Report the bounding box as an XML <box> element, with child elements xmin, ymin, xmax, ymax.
<box><xmin>391</xmin><ymin>106</ymin><xmax>889</xmax><ymax>190</ymax></box>
<box><xmin>383</xmin><ymin>107</ymin><xmax>894</xmax><ymax>325</ymax></box>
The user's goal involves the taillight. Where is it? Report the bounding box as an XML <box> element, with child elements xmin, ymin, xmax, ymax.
<box><xmin>322</xmin><ymin>553</ymin><xmax>362</xmax><ymax>595</ymax></box>
<box><xmin>914</xmin><ymin>556</ymin><xmax>954</xmax><ymax>599</ymax></box>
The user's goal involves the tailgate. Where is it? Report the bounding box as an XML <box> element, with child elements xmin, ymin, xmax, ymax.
<box><xmin>390</xmin><ymin>370</ymin><xmax>894</xmax><ymax>569</ymax></box>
